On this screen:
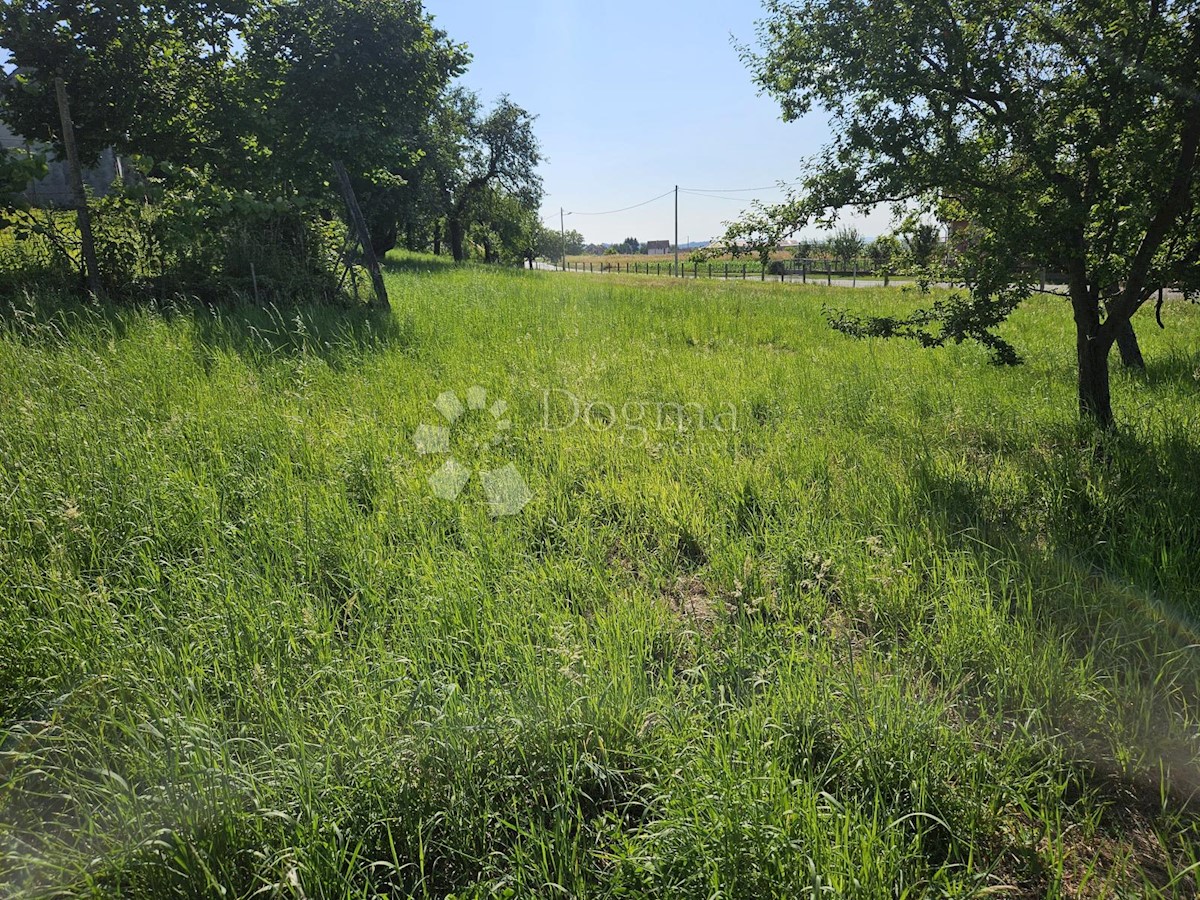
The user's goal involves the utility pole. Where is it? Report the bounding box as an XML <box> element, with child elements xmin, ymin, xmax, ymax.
<box><xmin>674</xmin><ymin>185</ymin><xmax>679</xmax><ymax>277</ymax></box>
<box><xmin>560</xmin><ymin>207</ymin><xmax>566</xmax><ymax>272</ymax></box>
<box><xmin>54</xmin><ymin>78</ymin><xmax>102</xmax><ymax>299</ymax></box>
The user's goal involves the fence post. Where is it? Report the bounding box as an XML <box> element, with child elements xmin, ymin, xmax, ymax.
<box><xmin>884</xmin><ymin>270</ymin><xmax>889</xmax><ymax>287</ymax></box>
<box><xmin>827</xmin><ymin>262</ymin><xmax>832</xmax><ymax>286</ymax></box>
<box><xmin>802</xmin><ymin>261</ymin><xmax>807</xmax><ymax>284</ymax></box>
<box><xmin>742</xmin><ymin>264</ymin><xmax>746</xmax><ymax>280</ymax></box>
<box><xmin>853</xmin><ymin>261</ymin><xmax>857</xmax><ymax>287</ymax></box>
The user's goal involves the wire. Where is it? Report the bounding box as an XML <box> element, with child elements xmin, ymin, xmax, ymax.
<box><xmin>681</xmin><ymin>181</ymin><xmax>801</xmax><ymax>194</ymax></box>
<box><xmin>566</xmin><ymin>189</ymin><xmax>675</xmax><ymax>217</ymax></box>
<box><xmin>680</xmin><ymin>190</ymin><xmax>759</xmax><ymax>203</ymax></box>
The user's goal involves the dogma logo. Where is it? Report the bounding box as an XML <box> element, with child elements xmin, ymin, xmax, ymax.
<box><xmin>412</xmin><ymin>386</ymin><xmax>532</xmax><ymax>517</ymax></box>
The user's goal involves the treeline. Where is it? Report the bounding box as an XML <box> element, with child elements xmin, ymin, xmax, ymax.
<box><xmin>0</xmin><ymin>0</ymin><xmax>544</xmax><ymax>302</ymax></box>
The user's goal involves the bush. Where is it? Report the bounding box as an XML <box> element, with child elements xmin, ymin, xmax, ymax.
<box><xmin>1</xmin><ymin>177</ymin><xmax>358</xmax><ymax>306</ymax></box>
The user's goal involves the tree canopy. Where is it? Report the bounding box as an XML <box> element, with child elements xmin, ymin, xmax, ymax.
<box><xmin>0</xmin><ymin>0</ymin><xmax>547</xmax><ymax>297</ymax></box>
<box><xmin>737</xmin><ymin>0</ymin><xmax>1200</xmax><ymax>427</ymax></box>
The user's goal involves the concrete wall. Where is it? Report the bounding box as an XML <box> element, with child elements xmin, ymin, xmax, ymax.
<box><xmin>1</xmin><ymin>119</ymin><xmax>121</xmax><ymax>206</ymax></box>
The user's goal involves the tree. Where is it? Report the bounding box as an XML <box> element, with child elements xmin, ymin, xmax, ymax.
<box><xmin>0</xmin><ymin>0</ymin><xmax>247</xmax><ymax>166</ymax></box>
<box><xmin>0</xmin><ymin>0</ymin><xmax>467</xmax><ymax>243</ymax></box>
<box><xmin>868</xmin><ymin>234</ymin><xmax>901</xmax><ymax>270</ymax></box>
<box><xmin>443</xmin><ymin>95</ymin><xmax>543</xmax><ymax>263</ymax></box>
<box><xmin>901</xmin><ymin>223</ymin><xmax>942</xmax><ymax>270</ymax></box>
<box><xmin>830</xmin><ymin>226</ymin><xmax>864</xmax><ymax>270</ymax></box>
<box><xmin>617</xmin><ymin>236</ymin><xmax>641</xmax><ymax>255</ymax></box>
<box><xmin>738</xmin><ymin>0</ymin><xmax>1200</xmax><ymax>428</ymax></box>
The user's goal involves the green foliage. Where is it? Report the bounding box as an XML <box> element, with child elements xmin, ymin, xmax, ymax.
<box><xmin>740</xmin><ymin>0</ymin><xmax>1200</xmax><ymax>424</ymax></box>
<box><xmin>900</xmin><ymin>222</ymin><xmax>942</xmax><ymax>270</ymax></box>
<box><xmin>444</xmin><ymin>95</ymin><xmax>544</xmax><ymax>262</ymax></box>
<box><xmin>1</xmin><ymin>268</ymin><xmax>1199</xmax><ymax>895</ymax></box>
<box><xmin>828</xmin><ymin>285</ymin><xmax>1027</xmax><ymax>365</ymax></box>
<box><xmin>829</xmin><ymin>226</ymin><xmax>863</xmax><ymax>269</ymax></box>
<box><xmin>236</xmin><ymin>0</ymin><xmax>468</xmax><ymax>197</ymax></box>
<box><xmin>0</xmin><ymin>0</ymin><xmax>474</xmax><ymax>300</ymax></box>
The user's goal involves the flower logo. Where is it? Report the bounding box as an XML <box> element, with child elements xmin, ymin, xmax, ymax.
<box><xmin>412</xmin><ymin>386</ymin><xmax>532</xmax><ymax>517</ymax></box>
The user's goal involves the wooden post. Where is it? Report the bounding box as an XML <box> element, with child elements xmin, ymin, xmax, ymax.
<box><xmin>54</xmin><ymin>79</ymin><xmax>102</xmax><ymax>298</ymax></box>
<box><xmin>802</xmin><ymin>261</ymin><xmax>807</xmax><ymax>284</ymax></box>
<box><xmin>332</xmin><ymin>160</ymin><xmax>389</xmax><ymax>309</ymax></box>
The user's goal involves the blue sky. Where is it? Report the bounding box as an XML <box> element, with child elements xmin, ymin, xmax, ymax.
<box><xmin>424</xmin><ymin>0</ymin><xmax>892</xmax><ymax>245</ymax></box>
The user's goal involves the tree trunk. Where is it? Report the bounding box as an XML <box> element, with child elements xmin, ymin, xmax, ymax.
<box><xmin>432</xmin><ymin>222</ymin><xmax>442</xmax><ymax>257</ymax></box>
<box><xmin>1076</xmin><ymin>323</ymin><xmax>1116</xmax><ymax>429</ymax></box>
<box><xmin>1112</xmin><ymin>316</ymin><xmax>1146</xmax><ymax>369</ymax></box>
<box><xmin>449</xmin><ymin>218</ymin><xmax>466</xmax><ymax>262</ymax></box>
<box><xmin>371</xmin><ymin>221</ymin><xmax>398</xmax><ymax>260</ymax></box>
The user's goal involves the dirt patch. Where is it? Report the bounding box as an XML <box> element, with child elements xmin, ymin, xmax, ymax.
<box><xmin>988</xmin><ymin>801</ymin><xmax>1197</xmax><ymax>899</ymax></box>
<box><xmin>664</xmin><ymin>576</ymin><xmax>726</xmax><ymax>627</ymax></box>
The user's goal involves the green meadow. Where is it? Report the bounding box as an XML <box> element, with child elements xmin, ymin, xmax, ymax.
<box><xmin>2</xmin><ymin>256</ymin><xmax>1199</xmax><ymax>897</ymax></box>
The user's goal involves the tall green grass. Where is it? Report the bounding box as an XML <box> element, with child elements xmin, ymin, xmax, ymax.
<box><xmin>1</xmin><ymin>256</ymin><xmax>1199</xmax><ymax>897</ymax></box>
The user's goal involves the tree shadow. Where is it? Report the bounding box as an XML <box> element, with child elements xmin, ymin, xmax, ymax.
<box><xmin>380</xmin><ymin>251</ymin><xmax>459</xmax><ymax>276</ymax></box>
<box><xmin>906</xmin><ymin>431</ymin><xmax>1200</xmax><ymax>807</ymax></box>
<box><xmin>0</xmin><ymin>292</ymin><xmax>416</xmax><ymax>370</ymax></box>
<box><xmin>1136</xmin><ymin>349</ymin><xmax>1200</xmax><ymax>390</ymax></box>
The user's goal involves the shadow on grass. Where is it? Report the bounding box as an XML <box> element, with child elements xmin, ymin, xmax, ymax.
<box><xmin>0</xmin><ymin>290</ymin><xmax>416</xmax><ymax>369</ymax></box>
<box><xmin>1136</xmin><ymin>350</ymin><xmax>1200</xmax><ymax>390</ymax></box>
<box><xmin>380</xmin><ymin>251</ymin><xmax>460</xmax><ymax>276</ymax></box>
<box><xmin>908</xmin><ymin>428</ymin><xmax>1200</xmax><ymax>784</ymax></box>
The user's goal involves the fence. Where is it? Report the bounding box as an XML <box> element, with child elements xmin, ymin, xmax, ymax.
<box><xmin>554</xmin><ymin>258</ymin><xmax>1080</xmax><ymax>291</ymax></box>
<box><xmin>558</xmin><ymin>257</ymin><xmax>903</xmax><ymax>286</ymax></box>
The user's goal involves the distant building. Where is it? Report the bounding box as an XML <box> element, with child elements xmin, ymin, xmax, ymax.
<box><xmin>1</xmin><ymin>119</ymin><xmax>123</xmax><ymax>207</ymax></box>
<box><xmin>646</xmin><ymin>240</ymin><xmax>671</xmax><ymax>255</ymax></box>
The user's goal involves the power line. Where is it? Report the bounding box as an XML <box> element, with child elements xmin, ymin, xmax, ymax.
<box><xmin>680</xmin><ymin>181</ymin><xmax>801</xmax><ymax>194</ymax></box>
<box><xmin>680</xmin><ymin>190</ymin><xmax>760</xmax><ymax>203</ymax></box>
<box><xmin>565</xmin><ymin>189</ymin><xmax>675</xmax><ymax>217</ymax></box>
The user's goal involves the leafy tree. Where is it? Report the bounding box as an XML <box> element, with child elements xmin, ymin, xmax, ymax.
<box><xmin>0</xmin><ymin>0</ymin><xmax>246</xmax><ymax>166</ymax></box>
<box><xmin>1</xmin><ymin>0</ymin><xmax>467</xmax><ymax>292</ymax></box>
<box><xmin>830</xmin><ymin>226</ymin><xmax>864</xmax><ymax>270</ymax></box>
<box><xmin>235</xmin><ymin>0</ymin><xmax>467</xmax><ymax>198</ymax></box>
<box><xmin>617</xmin><ymin>236</ymin><xmax>640</xmax><ymax>255</ymax></box>
<box><xmin>737</xmin><ymin>0</ymin><xmax>1200</xmax><ymax>427</ymax></box>
<box><xmin>537</xmin><ymin>227</ymin><xmax>584</xmax><ymax>260</ymax></box>
<box><xmin>467</xmin><ymin>188</ymin><xmax>535</xmax><ymax>264</ymax></box>
<box><xmin>868</xmin><ymin>234</ymin><xmax>901</xmax><ymax>270</ymax></box>
<box><xmin>443</xmin><ymin>94</ymin><xmax>543</xmax><ymax>263</ymax></box>
<box><xmin>901</xmin><ymin>223</ymin><xmax>942</xmax><ymax>269</ymax></box>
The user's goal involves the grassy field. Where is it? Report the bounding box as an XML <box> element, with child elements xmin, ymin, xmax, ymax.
<box><xmin>2</xmin><ymin>255</ymin><xmax>1200</xmax><ymax>897</ymax></box>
